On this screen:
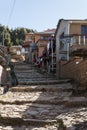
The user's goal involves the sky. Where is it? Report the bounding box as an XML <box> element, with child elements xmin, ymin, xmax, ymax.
<box><xmin>0</xmin><ymin>0</ymin><xmax>87</xmax><ymax>32</ymax></box>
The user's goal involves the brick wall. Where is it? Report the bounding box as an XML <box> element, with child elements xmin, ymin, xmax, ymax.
<box><xmin>59</xmin><ymin>58</ymin><xmax>87</xmax><ymax>85</ymax></box>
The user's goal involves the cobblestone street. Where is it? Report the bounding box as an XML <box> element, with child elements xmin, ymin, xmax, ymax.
<box><xmin>0</xmin><ymin>62</ymin><xmax>87</xmax><ymax>130</ymax></box>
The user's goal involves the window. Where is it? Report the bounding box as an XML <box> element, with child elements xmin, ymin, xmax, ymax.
<box><xmin>40</xmin><ymin>36</ymin><xmax>44</xmax><ymax>40</ymax></box>
<box><xmin>81</xmin><ymin>25</ymin><xmax>87</xmax><ymax>36</ymax></box>
<box><xmin>17</xmin><ymin>51</ymin><xmax>20</xmax><ymax>55</ymax></box>
<box><xmin>40</xmin><ymin>36</ymin><xmax>49</xmax><ymax>40</ymax></box>
<box><xmin>29</xmin><ymin>37</ymin><xmax>33</xmax><ymax>41</ymax></box>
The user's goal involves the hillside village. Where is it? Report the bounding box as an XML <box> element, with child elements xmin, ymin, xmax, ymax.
<box><xmin>23</xmin><ymin>19</ymin><xmax>87</xmax><ymax>90</ymax></box>
<box><xmin>1</xmin><ymin>18</ymin><xmax>87</xmax><ymax>89</ymax></box>
<box><xmin>0</xmin><ymin>19</ymin><xmax>87</xmax><ymax>129</ymax></box>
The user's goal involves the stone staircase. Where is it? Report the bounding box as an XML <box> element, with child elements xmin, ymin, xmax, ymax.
<box><xmin>0</xmin><ymin>62</ymin><xmax>87</xmax><ymax>130</ymax></box>
<box><xmin>14</xmin><ymin>62</ymin><xmax>69</xmax><ymax>85</ymax></box>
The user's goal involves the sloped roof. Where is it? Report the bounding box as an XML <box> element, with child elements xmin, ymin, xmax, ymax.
<box><xmin>55</xmin><ymin>18</ymin><xmax>87</xmax><ymax>35</ymax></box>
<box><xmin>43</xmin><ymin>28</ymin><xmax>56</xmax><ymax>33</ymax></box>
<box><xmin>33</xmin><ymin>28</ymin><xmax>56</xmax><ymax>35</ymax></box>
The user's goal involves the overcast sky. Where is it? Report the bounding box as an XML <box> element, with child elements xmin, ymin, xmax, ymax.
<box><xmin>0</xmin><ymin>0</ymin><xmax>87</xmax><ymax>31</ymax></box>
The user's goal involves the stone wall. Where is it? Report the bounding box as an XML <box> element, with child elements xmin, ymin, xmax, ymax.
<box><xmin>59</xmin><ymin>58</ymin><xmax>87</xmax><ymax>85</ymax></box>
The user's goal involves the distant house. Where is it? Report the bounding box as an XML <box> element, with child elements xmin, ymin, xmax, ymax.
<box><xmin>22</xmin><ymin>41</ymin><xmax>32</xmax><ymax>62</ymax></box>
<box><xmin>24</xmin><ymin>29</ymin><xmax>56</xmax><ymax>67</ymax></box>
<box><xmin>55</xmin><ymin>18</ymin><xmax>87</xmax><ymax>81</ymax></box>
<box><xmin>36</xmin><ymin>29</ymin><xmax>55</xmax><ymax>57</ymax></box>
<box><xmin>10</xmin><ymin>46</ymin><xmax>24</xmax><ymax>62</ymax></box>
<box><xmin>23</xmin><ymin>32</ymin><xmax>38</xmax><ymax>63</ymax></box>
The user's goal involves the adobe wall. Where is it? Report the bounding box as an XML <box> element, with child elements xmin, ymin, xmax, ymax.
<box><xmin>59</xmin><ymin>58</ymin><xmax>87</xmax><ymax>85</ymax></box>
<box><xmin>70</xmin><ymin>23</ymin><xmax>81</xmax><ymax>34</ymax></box>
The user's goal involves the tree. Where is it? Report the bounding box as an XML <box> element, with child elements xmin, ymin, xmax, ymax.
<box><xmin>0</xmin><ymin>24</ymin><xmax>35</xmax><ymax>47</ymax></box>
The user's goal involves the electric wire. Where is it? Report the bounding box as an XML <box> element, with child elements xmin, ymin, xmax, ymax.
<box><xmin>7</xmin><ymin>0</ymin><xmax>16</xmax><ymax>26</ymax></box>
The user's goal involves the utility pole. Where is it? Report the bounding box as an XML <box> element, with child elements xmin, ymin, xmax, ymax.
<box><xmin>51</xmin><ymin>35</ymin><xmax>54</xmax><ymax>72</ymax></box>
<box><xmin>2</xmin><ymin>30</ymin><xmax>4</xmax><ymax>46</ymax></box>
<box><xmin>51</xmin><ymin>38</ymin><xmax>53</xmax><ymax>72</ymax></box>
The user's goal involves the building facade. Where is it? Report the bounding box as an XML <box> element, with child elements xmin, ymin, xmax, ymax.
<box><xmin>24</xmin><ymin>29</ymin><xmax>56</xmax><ymax>73</ymax></box>
<box><xmin>56</xmin><ymin>19</ymin><xmax>87</xmax><ymax>62</ymax></box>
<box><xmin>55</xmin><ymin>19</ymin><xmax>87</xmax><ymax>85</ymax></box>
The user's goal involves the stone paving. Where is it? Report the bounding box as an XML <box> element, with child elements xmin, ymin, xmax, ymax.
<box><xmin>0</xmin><ymin>62</ymin><xmax>87</xmax><ymax>129</ymax></box>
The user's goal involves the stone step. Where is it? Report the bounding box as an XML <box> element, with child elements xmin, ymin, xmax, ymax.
<box><xmin>0</xmin><ymin>116</ymin><xmax>58</xmax><ymax>127</ymax></box>
<box><xmin>0</xmin><ymin>92</ymin><xmax>87</xmax><ymax>130</ymax></box>
<box><xmin>10</xmin><ymin>83</ymin><xmax>72</xmax><ymax>92</ymax></box>
<box><xmin>15</xmin><ymin>70</ymin><xmax>57</xmax><ymax>78</ymax></box>
<box><xmin>1</xmin><ymin>93</ymin><xmax>87</xmax><ymax>108</ymax></box>
<box><xmin>64</xmin><ymin>96</ymin><xmax>87</xmax><ymax>107</ymax></box>
<box><xmin>14</xmin><ymin>68</ymin><xmax>36</xmax><ymax>71</ymax></box>
<box><xmin>16</xmin><ymin>75</ymin><xmax>57</xmax><ymax>80</ymax></box>
<box><xmin>2</xmin><ymin>62</ymin><xmax>87</xmax><ymax>130</ymax></box>
<box><xmin>56</xmin><ymin>106</ymin><xmax>87</xmax><ymax>130</ymax></box>
<box><xmin>0</xmin><ymin>116</ymin><xmax>65</xmax><ymax>130</ymax></box>
<box><xmin>0</xmin><ymin>103</ymin><xmax>63</xmax><ymax>120</ymax></box>
<box><xmin>1</xmin><ymin>89</ymin><xmax>87</xmax><ymax>107</ymax></box>
<box><xmin>17</xmin><ymin>80</ymin><xmax>71</xmax><ymax>85</ymax></box>
<box><xmin>0</xmin><ymin>125</ymin><xmax>58</xmax><ymax>130</ymax></box>
<box><xmin>15</xmin><ymin>71</ymin><xmax>56</xmax><ymax>78</ymax></box>
<box><xmin>0</xmin><ymin>90</ymin><xmax>71</xmax><ymax>105</ymax></box>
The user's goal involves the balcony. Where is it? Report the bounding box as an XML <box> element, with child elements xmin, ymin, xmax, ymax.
<box><xmin>69</xmin><ymin>35</ymin><xmax>87</xmax><ymax>57</ymax></box>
